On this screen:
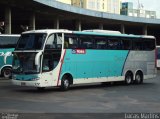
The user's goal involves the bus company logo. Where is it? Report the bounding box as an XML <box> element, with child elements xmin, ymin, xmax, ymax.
<box><xmin>0</xmin><ymin>52</ymin><xmax>12</xmax><ymax>56</ymax></box>
<box><xmin>72</xmin><ymin>49</ymin><xmax>86</xmax><ymax>54</ymax></box>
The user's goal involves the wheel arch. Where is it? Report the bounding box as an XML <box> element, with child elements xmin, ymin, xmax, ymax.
<box><xmin>0</xmin><ymin>65</ymin><xmax>12</xmax><ymax>75</ymax></box>
<box><xmin>135</xmin><ymin>69</ymin><xmax>144</xmax><ymax>80</ymax></box>
<box><xmin>61</xmin><ymin>73</ymin><xmax>73</xmax><ymax>85</ymax></box>
<box><xmin>125</xmin><ymin>70</ymin><xmax>134</xmax><ymax>80</ymax></box>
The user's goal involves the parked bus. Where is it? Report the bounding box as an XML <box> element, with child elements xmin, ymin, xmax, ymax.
<box><xmin>0</xmin><ymin>34</ymin><xmax>20</xmax><ymax>78</ymax></box>
<box><xmin>12</xmin><ymin>29</ymin><xmax>156</xmax><ymax>90</ymax></box>
<box><xmin>156</xmin><ymin>46</ymin><xmax>160</xmax><ymax>69</ymax></box>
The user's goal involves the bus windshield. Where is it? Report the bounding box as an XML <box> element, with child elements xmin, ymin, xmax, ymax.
<box><xmin>16</xmin><ymin>33</ymin><xmax>46</xmax><ymax>50</ymax></box>
<box><xmin>12</xmin><ymin>52</ymin><xmax>40</xmax><ymax>74</ymax></box>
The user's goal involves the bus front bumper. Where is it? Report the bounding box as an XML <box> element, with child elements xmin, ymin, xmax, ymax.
<box><xmin>12</xmin><ymin>79</ymin><xmax>46</xmax><ymax>87</ymax></box>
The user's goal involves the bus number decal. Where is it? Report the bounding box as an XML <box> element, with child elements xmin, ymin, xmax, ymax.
<box><xmin>72</xmin><ymin>49</ymin><xmax>86</xmax><ymax>54</ymax></box>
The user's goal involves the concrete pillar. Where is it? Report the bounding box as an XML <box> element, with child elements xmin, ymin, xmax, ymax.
<box><xmin>143</xmin><ymin>25</ymin><xmax>148</xmax><ymax>35</ymax></box>
<box><xmin>99</xmin><ymin>23</ymin><xmax>103</xmax><ymax>30</ymax></box>
<box><xmin>121</xmin><ymin>24</ymin><xmax>125</xmax><ymax>34</ymax></box>
<box><xmin>75</xmin><ymin>20</ymin><xmax>81</xmax><ymax>31</ymax></box>
<box><xmin>29</xmin><ymin>12</ymin><xmax>36</xmax><ymax>30</ymax></box>
<box><xmin>54</xmin><ymin>18</ymin><xmax>59</xmax><ymax>29</ymax></box>
<box><xmin>5</xmin><ymin>7</ymin><xmax>11</xmax><ymax>34</ymax></box>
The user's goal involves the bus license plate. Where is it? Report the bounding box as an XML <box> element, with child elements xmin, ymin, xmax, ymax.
<box><xmin>21</xmin><ymin>82</ymin><xmax>26</xmax><ymax>86</ymax></box>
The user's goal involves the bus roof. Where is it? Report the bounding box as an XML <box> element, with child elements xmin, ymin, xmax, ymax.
<box><xmin>22</xmin><ymin>29</ymin><xmax>155</xmax><ymax>39</ymax></box>
<box><xmin>0</xmin><ymin>34</ymin><xmax>20</xmax><ymax>37</ymax></box>
<box><xmin>22</xmin><ymin>29</ymin><xmax>72</xmax><ymax>34</ymax></box>
<box><xmin>83</xmin><ymin>29</ymin><xmax>121</xmax><ymax>34</ymax></box>
<box><xmin>74</xmin><ymin>31</ymin><xmax>155</xmax><ymax>39</ymax></box>
<box><xmin>73</xmin><ymin>31</ymin><xmax>141</xmax><ymax>38</ymax></box>
<box><xmin>140</xmin><ymin>35</ymin><xmax>155</xmax><ymax>39</ymax></box>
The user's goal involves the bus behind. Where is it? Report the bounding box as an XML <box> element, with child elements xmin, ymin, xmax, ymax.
<box><xmin>0</xmin><ymin>34</ymin><xmax>20</xmax><ymax>78</ymax></box>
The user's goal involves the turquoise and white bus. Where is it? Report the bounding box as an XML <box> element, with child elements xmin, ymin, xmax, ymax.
<box><xmin>0</xmin><ymin>34</ymin><xmax>20</xmax><ymax>78</ymax></box>
<box><xmin>12</xmin><ymin>29</ymin><xmax>156</xmax><ymax>90</ymax></box>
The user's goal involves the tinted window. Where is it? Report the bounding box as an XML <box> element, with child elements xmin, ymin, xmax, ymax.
<box><xmin>57</xmin><ymin>34</ymin><xmax>62</xmax><ymax>49</ymax></box>
<box><xmin>42</xmin><ymin>53</ymin><xmax>54</xmax><ymax>72</ymax></box>
<box><xmin>64</xmin><ymin>34</ymin><xmax>155</xmax><ymax>51</ymax></box>
<box><xmin>108</xmin><ymin>37</ymin><xmax>121</xmax><ymax>50</ymax></box>
<box><xmin>79</xmin><ymin>35</ymin><xmax>93</xmax><ymax>49</ymax></box>
<box><xmin>94</xmin><ymin>36</ymin><xmax>107</xmax><ymax>49</ymax></box>
<box><xmin>132</xmin><ymin>38</ymin><xmax>155</xmax><ymax>51</ymax></box>
<box><xmin>64</xmin><ymin>34</ymin><xmax>78</xmax><ymax>49</ymax></box>
<box><xmin>133</xmin><ymin>39</ymin><xmax>144</xmax><ymax>50</ymax></box>
<box><xmin>121</xmin><ymin>38</ymin><xmax>132</xmax><ymax>50</ymax></box>
<box><xmin>0</xmin><ymin>36</ymin><xmax>19</xmax><ymax>48</ymax></box>
<box><xmin>143</xmin><ymin>38</ymin><xmax>155</xmax><ymax>51</ymax></box>
<box><xmin>16</xmin><ymin>33</ymin><xmax>46</xmax><ymax>50</ymax></box>
<box><xmin>45</xmin><ymin>34</ymin><xmax>62</xmax><ymax>49</ymax></box>
<box><xmin>12</xmin><ymin>52</ymin><xmax>39</xmax><ymax>74</ymax></box>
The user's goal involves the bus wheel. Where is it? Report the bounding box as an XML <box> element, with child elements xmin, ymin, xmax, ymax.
<box><xmin>61</xmin><ymin>77</ymin><xmax>70</xmax><ymax>91</ymax></box>
<box><xmin>135</xmin><ymin>72</ymin><xmax>143</xmax><ymax>84</ymax></box>
<box><xmin>125</xmin><ymin>72</ymin><xmax>133</xmax><ymax>85</ymax></box>
<box><xmin>2</xmin><ymin>67</ymin><xmax>12</xmax><ymax>78</ymax></box>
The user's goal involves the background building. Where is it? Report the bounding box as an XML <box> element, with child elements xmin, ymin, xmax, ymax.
<box><xmin>71</xmin><ymin>0</ymin><xmax>120</xmax><ymax>14</ymax></box>
<box><xmin>106</xmin><ymin>0</ymin><xmax>120</xmax><ymax>14</ymax></box>
<box><xmin>0</xmin><ymin>0</ymin><xmax>160</xmax><ymax>45</ymax></box>
<box><xmin>145</xmin><ymin>10</ymin><xmax>157</xmax><ymax>19</ymax></box>
<box><xmin>121</xmin><ymin>2</ymin><xmax>156</xmax><ymax>19</ymax></box>
<box><xmin>71</xmin><ymin>0</ymin><xmax>107</xmax><ymax>12</ymax></box>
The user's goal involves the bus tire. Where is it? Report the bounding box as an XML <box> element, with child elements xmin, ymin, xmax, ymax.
<box><xmin>2</xmin><ymin>67</ymin><xmax>12</xmax><ymax>78</ymax></box>
<box><xmin>125</xmin><ymin>72</ymin><xmax>133</xmax><ymax>85</ymax></box>
<box><xmin>61</xmin><ymin>77</ymin><xmax>70</xmax><ymax>91</ymax></box>
<box><xmin>135</xmin><ymin>72</ymin><xmax>143</xmax><ymax>84</ymax></box>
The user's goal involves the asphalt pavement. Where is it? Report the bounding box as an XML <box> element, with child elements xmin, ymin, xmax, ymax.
<box><xmin>0</xmin><ymin>71</ymin><xmax>160</xmax><ymax>118</ymax></box>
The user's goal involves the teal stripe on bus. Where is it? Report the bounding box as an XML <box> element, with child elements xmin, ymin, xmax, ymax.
<box><xmin>13</xmin><ymin>74</ymin><xmax>39</xmax><ymax>81</ymax></box>
<box><xmin>60</xmin><ymin>49</ymin><xmax>129</xmax><ymax>79</ymax></box>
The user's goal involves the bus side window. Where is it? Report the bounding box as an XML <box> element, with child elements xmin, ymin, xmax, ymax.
<box><xmin>0</xmin><ymin>36</ymin><xmax>19</xmax><ymax>48</ymax></box>
<box><xmin>45</xmin><ymin>33</ymin><xmax>62</xmax><ymax>49</ymax></box>
<box><xmin>144</xmin><ymin>39</ymin><xmax>155</xmax><ymax>51</ymax></box>
<box><xmin>121</xmin><ymin>39</ymin><xmax>132</xmax><ymax>50</ymax></box>
<box><xmin>69</xmin><ymin>38</ymin><xmax>78</xmax><ymax>49</ymax></box>
<box><xmin>42</xmin><ymin>53</ymin><xmax>56</xmax><ymax>72</ymax></box>
<box><xmin>79</xmin><ymin>35</ymin><xmax>93</xmax><ymax>49</ymax></box>
<box><xmin>94</xmin><ymin>36</ymin><xmax>107</xmax><ymax>49</ymax></box>
<box><xmin>45</xmin><ymin>34</ymin><xmax>56</xmax><ymax>49</ymax></box>
<box><xmin>57</xmin><ymin>34</ymin><xmax>62</xmax><ymax>49</ymax></box>
<box><xmin>64</xmin><ymin>34</ymin><xmax>78</xmax><ymax>49</ymax></box>
<box><xmin>133</xmin><ymin>40</ymin><xmax>144</xmax><ymax>51</ymax></box>
<box><xmin>64</xmin><ymin>39</ymin><xmax>69</xmax><ymax>49</ymax></box>
<box><xmin>108</xmin><ymin>38</ymin><xmax>121</xmax><ymax>50</ymax></box>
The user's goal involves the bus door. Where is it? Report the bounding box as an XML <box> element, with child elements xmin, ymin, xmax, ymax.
<box><xmin>42</xmin><ymin>33</ymin><xmax>62</xmax><ymax>80</ymax></box>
